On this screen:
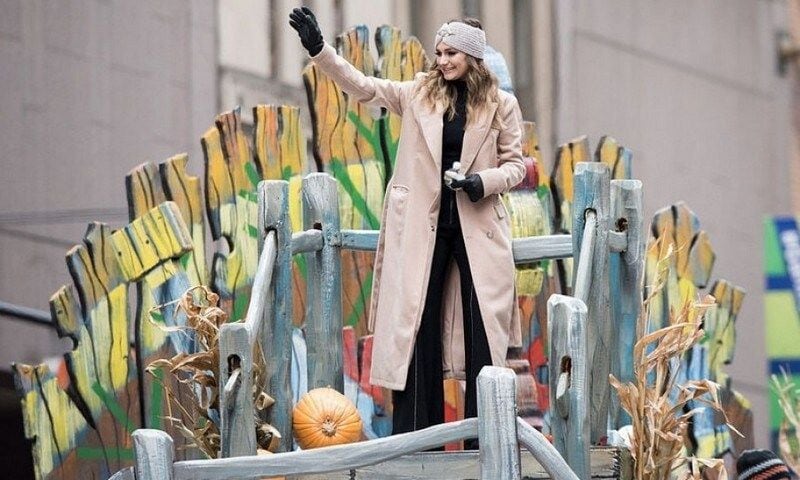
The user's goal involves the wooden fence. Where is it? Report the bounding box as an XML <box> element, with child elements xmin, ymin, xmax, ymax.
<box><xmin>105</xmin><ymin>160</ymin><xmax>640</xmax><ymax>479</ymax></box>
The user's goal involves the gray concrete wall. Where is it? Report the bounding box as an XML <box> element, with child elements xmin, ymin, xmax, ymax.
<box><xmin>0</xmin><ymin>0</ymin><xmax>217</xmax><ymax>367</ymax></box>
<box><xmin>555</xmin><ymin>0</ymin><xmax>792</xmax><ymax>448</ymax></box>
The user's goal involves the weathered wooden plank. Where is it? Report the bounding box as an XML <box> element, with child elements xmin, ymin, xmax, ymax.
<box><xmin>56</xmin><ymin>221</ymin><xmax>137</xmax><ymax>474</ymax></box>
<box><xmin>608</xmin><ymin>180</ymin><xmax>643</xmax><ymax>429</ymax></box>
<box><xmin>203</xmin><ymin>107</ymin><xmax>261</xmax><ymax>321</ymax></box>
<box><xmin>133</xmin><ymin>429</ymin><xmax>174</xmax><ymax>480</ymax></box>
<box><xmin>295</xmin><ymin>447</ymin><xmax>628</xmax><ymax>479</ymax></box>
<box><xmin>112</xmin><ymin>202</ymin><xmax>194</xmax><ymax>452</ymax></box>
<box><xmin>607</xmin><ymin>230</ymin><xmax>626</xmax><ymax>252</ymax></box>
<box><xmin>571</xmin><ymin>162</ymin><xmax>611</xmax><ymax>444</ymax></box>
<box><xmin>13</xmin><ymin>363</ymin><xmax>98</xmax><ymax>479</ymax></box>
<box><xmin>291</xmin><ymin>229</ymin><xmax>324</xmax><ymax>255</ymax></box>
<box><xmin>516</xmin><ymin>418</ymin><xmax>579</xmax><ymax>480</ymax></box>
<box><xmin>219</xmin><ymin>323</ymin><xmax>256</xmax><ymax>458</ymax></box>
<box><xmin>159</xmin><ymin>153</ymin><xmax>207</xmax><ymax>287</ymax></box>
<box><xmin>173</xmin><ymin>419</ymin><xmax>478</xmax><ymax>480</ymax></box>
<box><xmin>303</xmin><ymin>173</ymin><xmax>344</xmax><ymax>392</ymax></box>
<box><xmin>477</xmin><ymin>367</ymin><xmax>520</xmax><ymax>480</ymax></box>
<box><xmin>253</xmin><ymin>104</ymin><xmax>309</xmax><ymax>329</ymax></box>
<box><xmin>260</xmin><ymin>180</ymin><xmax>294</xmax><ymax>452</ymax></box>
<box><xmin>339</xmin><ymin>229</ymin><xmax>379</xmax><ymax>252</ymax></box>
<box><xmin>573</xmin><ymin>210</ymin><xmax>597</xmax><ymax>303</ymax></box>
<box><xmin>594</xmin><ymin>136</ymin><xmax>632</xmax><ymax>180</ymax></box>
<box><xmin>548</xmin><ymin>294</ymin><xmax>590</xmax><ymax>478</ymax></box>
<box><xmin>513</xmin><ymin>234</ymin><xmax>573</xmax><ymax>262</ymax></box>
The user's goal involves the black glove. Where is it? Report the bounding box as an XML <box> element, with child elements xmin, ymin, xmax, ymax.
<box><xmin>289</xmin><ymin>7</ymin><xmax>324</xmax><ymax>56</ymax></box>
<box><xmin>450</xmin><ymin>174</ymin><xmax>484</xmax><ymax>202</ymax></box>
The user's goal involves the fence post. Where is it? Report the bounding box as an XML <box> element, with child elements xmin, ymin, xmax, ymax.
<box><xmin>572</xmin><ymin>161</ymin><xmax>611</xmax><ymax>443</ymax></box>
<box><xmin>260</xmin><ymin>179</ymin><xmax>294</xmax><ymax>452</ymax></box>
<box><xmin>132</xmin><ymin>429</ymin><xmax>174</xmax><ymax>480</ymax></box>
<box><xmin>218</xmin><ymin>323</ymin><xmax>256</xmax><ymax>457</ymax></box>
<box><xmin>303</xmin><ymin>173</ymin><xmax>343</xmax><ymax>392</ymax></box>
<box><xmin>548</xmin><ymin>294</ymin><xmax>590</xmax><ymax>479</ymax></box>
<box><xmin>609</xmin><ymin>179</ymin><xmax>643</xmax><ymax>429</ymax></box>
<box><xmin>477</xmin><ymin>366</ymin><xmax>520</xmax><ymax>480</ymax></box>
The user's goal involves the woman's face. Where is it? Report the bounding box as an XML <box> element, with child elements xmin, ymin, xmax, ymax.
<box><xmin>435</xmin><ymin>43</ymin><xmax>469</xmax><ymax>81</ymax></box>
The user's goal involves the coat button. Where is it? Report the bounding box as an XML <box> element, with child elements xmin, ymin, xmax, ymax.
<box><xmin>487</xmin><ymin>230</ymin><xmax>494</xmax><ymax>238</ymax></box>
<box><xmin>430</xmin><ymin>225</ymin><xmax>435</xmax><ymax>231</ymax></box>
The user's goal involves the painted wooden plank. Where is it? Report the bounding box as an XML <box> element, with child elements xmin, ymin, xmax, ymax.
<box><xmin>516</xmin><ymin>418</ymin><xmax>579</xmax><ymax>480</ymax></box>
<box><xmin>253</xmin><ymin>104</ymin><xmax>309</xmax><ymax>329</ymax></box>
<box><xmin>477</xmin><ymin>367</ymin><xmax>520</xmax><ymax>480</ymax></box>
<box><xmin>159</xmin><ymin>153</ymin><xmax>207</xmax><ymax>287</ymax></box>
<box><xmin>260</xmin><ymin>180</ymin><xmax>294</xmax><ymax>452</ymax></box>
<box><xmin>594</xmin><ymin>136</ymin><xmax>632</xmax><ymax>180</ymax></box>
<box><xmin>112</xmin><ymin>201</ymin><xmax>195</xmax><ymax>457</ymax></box>
<box><xmin>13</xmin><ymin>363</ymin><xmax>98</xmax><ymax>479</ymax></box>
<box><xmin>608</xmin><ymin>179</ymin><xmax>643</xmax><ymax>429</ymax></box>
<box><xmin>219</xmin><ymin>323</ymin><xmax>256</xmax><ymax>458</ymax></box>
<box><xmin>292</xmin><ymin>229</ymin><xmax>324</xmax><ymax>255</ymax></box>
<box><xmin>172</xmin><ymin>419</ymin><xmax>479</xmax><ymax>480</ymax></box>
<box><xmin>132</xmin><ymin>429</ymin><xmax>174</xmax><ymax>480</ymax></box>
<box><xmin>547</xmin><ymin>294</ymin><xmax>590</xmax><ymax>478</ymax></box>
<box><xmin>303</xmin><ymin>173</ymin><xmax>344</xmax><ymax>392</ymax></box>
<box><xmin>202</xmin><ymin>107</ymin><xmax>261</xmax><ymax>321</ymax></box>
<box><xmin>571</xmin><ymin>162</ymin><xmax>611</xmax><ymax>444</ymax></box>
<box><xmin>60</xmin><ymin>222</ymin><xmax>136</xmax><ymax>473</ymax></box>
<box><xmin>607</xmin><ymin>230</ymin><xmax>626</xmax><ymax>252</ymax></box>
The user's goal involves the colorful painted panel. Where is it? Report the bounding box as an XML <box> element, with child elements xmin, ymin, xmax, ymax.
<box><xmin>764</xmin><ymin>217</ymin><xmax>800</xmax><ymax>450</ymax></box>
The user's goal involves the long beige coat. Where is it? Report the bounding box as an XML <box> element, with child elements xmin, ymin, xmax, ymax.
<box><xmin>311</xmin><ymin>43</ymin><xmax>525</xmax><ymax>390</ymax></box>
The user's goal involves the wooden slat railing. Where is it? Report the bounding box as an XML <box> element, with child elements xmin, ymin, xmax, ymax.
<box><xmin>125</xmin><ymin>160</ymin><xmax>643</xmax><ymax>478</ymax></box>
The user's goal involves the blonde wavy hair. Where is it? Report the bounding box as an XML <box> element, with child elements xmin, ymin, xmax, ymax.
<box><xmin>417</xmin><ymin>18</ymin><xmax>502</xmax><ymax>127</ymax></box>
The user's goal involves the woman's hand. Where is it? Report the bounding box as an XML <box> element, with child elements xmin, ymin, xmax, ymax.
<box><xmin>450</xmin><ymin>174</ymin><xmax>484</xmax><ymax>202</ymax></box>
<box><xmin>289</xmin><ymin>7</ymin><xmax>324</xmax><ymax>56</ymax></box>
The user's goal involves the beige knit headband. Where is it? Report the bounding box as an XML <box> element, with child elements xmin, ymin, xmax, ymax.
<box><xmin>434</xmin><ymin>22</ymin><xmax>486</xmax><ymax>60</ymax></box>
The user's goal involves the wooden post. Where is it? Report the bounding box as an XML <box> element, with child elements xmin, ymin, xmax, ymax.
<box><xmin>571</xmin><ymin>161</ymin><xmax>611</xmax><ymax>443</ymax></box>
<box><xmin>260</xmin><ymin>179</ymin><xmax>294</xmax><ymax>452</ymax></box>
<box><xmin>218</xmin><ymin>323</ymin><xmax>256</xmax><ymax>457</ymax></box>
<box><xmin>548</xmin><ymin>294</ymin><xmax>590</xmax><ymax>479</ymax></box>
<box><xmin>609</xmin><ymin>179</ymin><xmax>643</xmax><ymax>429</ymax></box>
<box><xmin>132</xmin><ymin>429</ymin><xmax>174</xmax><ymax>480</ymax></box>
<box><xmin>477</xmin><ymin>366</ymin><xmax>520</xmax><ymax>480</ymax></box>
<box><xmin>303</xmin><ymin>173</ymin><xmax>344</xmax><ymax>392</ymax></box>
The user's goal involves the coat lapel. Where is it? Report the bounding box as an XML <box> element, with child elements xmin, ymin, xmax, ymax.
<box><xmin>415</xmin><ymin>107</ymin><xmax>443</xmax><ymax>169</ymax></box>
<box><xmin>460</xmin><ymin>101</ymin><xmax>498</xmax><ymax>173</ymax></box>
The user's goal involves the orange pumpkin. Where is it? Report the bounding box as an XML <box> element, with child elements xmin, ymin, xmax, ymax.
<box><xmin>292</xmin><ymin>387</ymin><xmax>362</xmax><ymax>449</ymax></box>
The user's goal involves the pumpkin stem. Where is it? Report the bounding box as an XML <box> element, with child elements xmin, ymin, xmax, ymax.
<box><xmin>321</xmin><ymin>418</ymin><xmax>337</xmax><ymax>437</ymax></box>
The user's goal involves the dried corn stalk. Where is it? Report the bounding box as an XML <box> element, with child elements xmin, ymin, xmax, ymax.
<box><xmin>146</xmin><ymin>285</ymin><xmax>278</xmax><ymax>458</ymax></box>
<box><xmin>609</xmin><ymin>238</ymin><xmax>733</xmax><ymax>480</ymax></box>
<box><xmin>772</xmin><ymin>368</ymin><xmax>800</xmax><ymax>472</ymax></box>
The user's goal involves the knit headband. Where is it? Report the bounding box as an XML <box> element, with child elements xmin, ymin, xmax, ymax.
<box><xmin>434</xmin><ymin>22</ymin><xmax>486</xmax><ymax>60</ymax></box>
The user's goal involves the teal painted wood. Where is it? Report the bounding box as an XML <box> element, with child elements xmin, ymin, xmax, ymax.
<box><xmin>608</xmin><ymin>180</ymin><xmax>643</xmax><ymax>429</ymax></box>
<box><xmin>218</xmin><ymin>323</ymin><xmax>256</xmax><ymax>457</ymax></box>
<box><xmin>132</xmin><ymin>429</ymin><xmax>174</xmax><ymax>480</ymax></box>
<box><xmin>571</xmin><ymin>162</ymin><xmax>611</xmax><ymax>444</ymax></box>
<box><xmin>259</xmin><ymin>180</ymin><xmax>294</xmax><ymax>452</ymax></box>
<box><xmin>477</xmin><ymin>367</ymin><xmax>521</xmax><ymax>480</ymax></box>
<box><xmin>547</xmin><ymin>294</ymin><xmax>590</xmax><ymax>479</ymax></box>
<box><xmin>340</xmin><ymin>229</ymin><xmax>379</xmax><ymax>251</ymax></box>
<box><xmin>303</xmin><ymin>173</ymin><xmax>344</xmax><ymax>392</ymax></box>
